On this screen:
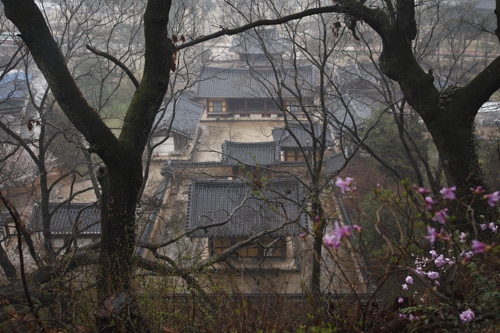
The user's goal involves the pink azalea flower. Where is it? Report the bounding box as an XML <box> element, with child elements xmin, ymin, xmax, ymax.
<box><xmin>485</xmin><ymin>191</ymin><xmax>500</xmax><ymax>207</ymax></box>
<box><xmin>324</xmin><ymin>234</ymin><xmax>340</xmax><ymax>249</ymax></box>
<box><xmin>470</xmin><ymin>186</ymin><xmax>485</xmax><ymax>195</ymax></box>
<box><xmin>417</xmin><ymin>187</ymin><xmax>431</xmax><ymax>196</ymax></box>
<box><xmin>425</xmin><ymin>227</ymin><xmax>439</xmax><ymax>245</ymax></box>
<box><xmin>472</xmin><ymin>240</ymin><xmax>488</xmax><ymax>254</ymax></box>
<box><xmin>398</xmin><ymin>313</ymin><xmax>406</xmax><ymax>319</ymax></box>
<box><xmin>398</xmin><ymin>297</ymin><xmax>404</xmax><ymax>304</ymax></box>
<box><xmin>440</xmin><ymin>186</ymin><xmax>456</xmax><ymax>200</ymax></box>
<box><xmin>405</xmin><ymin>276</ymin><xmax>414</xmax><ymax>284</ymax></box>
<box><xmin>480</xmin><ymin>223</ymin><xmax>488</xmax><ymax>230</ymax></box>
<box><xmin>335</xmin><ymin>177</ymin><xmax>353</xmax><ymax>194</ymax></box>
<box><xmin>424</xmin><ymin>197</ymin><xmax>434</xmax><ymax>210</ymax></box>
<box><xmin>432</xmin><ymin>208</ymin><xmax>448</xmax><ymax>224</ymax></box>
<box><xmin>461</xmin><ymin>251</ymin><xmax>474</xmax><ymax>264</ymax></box>
<box><xmin>334</xmin><ymin>221</ymin><xmax>351</xmax><ymax>238</ymax></box>
<box><xmin>402</xmin><ymin>284</ymin><xmax>408</xmax><ymax>290</ymax></box>
<box><xmin>489</xmin><ymin>222</ymin><xmax>498</xmax><ymax>233</ymax></box>
<box><xmin>353</xmin><ymin>225</ymin><xmax>362</xmax><ymax>233</ymax></box>
<box><xmin>460</xmin><ymin>232</ymin><xmax>467</xmax><ymax>243</ymax></box>
<box><xmin>426</xmin><ymin>271</ymin><xmax>440</xmax><ymax>280</ymax></box>
<box><xmin>434</xmin><ymin>255</ymin><xmax>445</xmax><ymax>267</ymax></box>
<box><xmin>460</xmin><ymin>308</ymin><xmax>475</xmax><ymax>323</ymax></box>
<box><xmin>299</xmin><ymin>232</ymin><xmax>307</xmax><ymax>239</ymax></box>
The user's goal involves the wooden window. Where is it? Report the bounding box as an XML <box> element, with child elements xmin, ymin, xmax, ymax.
<box><xmin>289</xmin><ymin>104</ymin><xmax>299</xmax><ymax>113</ymax></box>
<box><xmin>208</xmin><ymin>99</ymin><xmax>227</xmax><ymax>112</ymax></box>
<box><xmin>284</xmin><ymin>150</ymin><xmax>306</xmax><ymax>161</ymax></box>
<box><xmin>212</xmin><ymin>236</ymin><xmax>286</xmax><ymax>258</ymax></box>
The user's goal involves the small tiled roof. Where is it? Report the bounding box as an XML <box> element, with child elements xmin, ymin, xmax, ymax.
<box><xmin>28</xmin><ymin>202</ymin><xmax>101</xmax><ymax>235</ymax></box>
<box><xmin>0</xmin><ymin>213</ymin><xmax>8</xmax><ymax>226</ymax></box>
<box><xmin>195</xmin><ymin>65</ymin><xmax>315</xmax><ymax>98</ymax></box>
<box><xmin>326</xmin><ymin>153</ymin><xmax>346</xmax><ymax>174</ymax></box>
<box><xmin>221</xmin><ymin>141</ymin><xmax>280</xmax><ymax>166</ymax></box>
<box><xmin>186</xmin><ymin>178</ymin><xmax>306</xmax><ymax>238</ymax></box>
<box><xmin>272</xmin><ymin>122</ymin><xmax>334</xmax><ymax>148</ymax></box>
<box><xmin>229</xmin><ymin>28</ymin><xmax>286</xmax><ymax>55</ymax></box>
<box><xmin>154</xmin><ymin>97</ymin><xmax>204</xmax><ymax>139</ymax></box>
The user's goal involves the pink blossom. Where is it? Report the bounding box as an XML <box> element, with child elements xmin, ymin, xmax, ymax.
<box><xmin>334</xmin><ymin>221</ymin><xmax>351</xmax><ymax>238</ymax></box>
<box><xmin>405</xmin><ymin>276</ymin><xmax>414</xmax><ymax>284</ymax></box>
<box><xmin>485</xmin><ymin>191</ymin><xmax>500</xmax><ymax>207</ymax></box>
<box><xmin>398</xmin><ymin>313</ymin><xmax>406</xmax><ymax>319</ymax></box>
<box><xmin>353</xmin><ymin>225</ymin><xmax>362</xmax><ymax>233</ymax></box>
<box><xmin>434</xmin><ymin>255</ymin><xmax>445</xmax><ymax>267</ymax></box>
<box><xmin>489</xmin><ymin>222</ymin><xmax>498</xmax><ymax>233</ymax></box>
<box><xmin>417</xmin><ymin>187</ymin><xmax>431</xmax><ymax>196</ymax></box>
<box><xmin>324</xmin><ymin>234</ymin><xmax>340</xmax><ymax>249</ymax></box>
<box><xmin>480</xmin><ymin>223</ymin><xmax>488</xmax><ymax>230</ymax></box>
<box><xmin>426</xmin><ymin>271</ymin><xmax>440</xmax><ymax>280</ymax></box>
<box><xmin>460</xmin><ymin>232</ymin><xmax>467</xmax><ymax>243</ymax></box>
<box><xmin>402</xmin><ymin>284</ymin><xmax>408</xmax><ymax>290</ymax></box>
<box><xmin>425</xmin><ymin>227</ymin><xmax>439</xmax><ymax>245</ymax></box>
<box><xmin>335</xmin><ymin>177</ymin><xmax>353</xmax><ymax>194</ymax></box>
<box><xmin>432</xmin><ymin>209</ymin><xmax>448</xmax><ymax>224</ymax></box>
<box><xmin>460</xmin><ymin>308</ymin><xmax>475</xmax><ymax>323</ymax></box>
<box><xmin>440</xmin><ymin>186</ymin><xmax>456</xmax><ymax>200</ymax></box>
<box><xmin>425</xmin><ymin>197</ymin><xmax>434</xmax><ymax>210</ymax></box>
<box><xmin>429</xmin><ymin>249</ymin><xmax>437</xmax><ymax>257</ymax></box>
<box><xmin>470</xmin><ymin>186</ymin><xmax>485</xmax><ymax>195</ymax></box>
<box><xmin>299</xmin><ymin>232</ymin><xmax>307</xmax><ymax>239</ymax></box>
<box><xmin>314</xmin><ymin>215</ymin><xmax>320</xmax><ymax>223</ymax></box>
<box><xmin>461</xmin><ymin>251</ymin><xmax>474</xmax><ymax>264</ymax></box>
<box><xmin>398</xmin><ymin>297</ymin><xmax>404</xmax><ymax>304</ymax></box>
<box><xmin>409</xmin><ymin>314</ymin><xmax>419</xmax><ymax>321</ymax></box>
<box><xmin>472</xmin><ymin>240</ymin><xmax>488</xmax><ymax>254</ymax></box>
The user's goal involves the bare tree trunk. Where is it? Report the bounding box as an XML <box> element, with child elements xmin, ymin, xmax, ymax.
<box><xmin>0</xmin><ymin>243</ymin><xmax>16</xmax><ymax>281</ymax></box>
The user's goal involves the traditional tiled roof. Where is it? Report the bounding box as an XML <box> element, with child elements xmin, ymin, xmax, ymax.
<box><xmin>0</xmin><ymin>213</ymin><xmax>8</xmax><ymax>226</ymax></box>
<box><xmin>28</xmin><ymin>202</ymin><xmax>101</xmax><ymax>235</ymax></box>
<box><xmin>154</xmin><ymin>97</ymin><xmax>204</xmax><ymax>139</ymax></box>
<box><xmin>272</xmin><ymin>122</ymin><xmax>334</xmax><ymax>149</ymax></box>
<box><xmin>195</xmin><ymin>65</ymin><xmax>315</xmax><ymax>98</ymax></box>
<box><xmin>326</xmin><ymin>153</ymin><xmax>346</xmax><ymax>174</ymax></box>
<box><xmin>221</xmin><ymin>141</ymin><xmax>280</xmax><ymax>166</ymax></box>
<box><xmin>186</xmin><ymin>178</ymin><xmax>306</xmax><ymax>237</ymax></box>
<box><xmin>229</xmin><ymin>28</ymin><xmax>286</xmax><ymax>55</ymax></box>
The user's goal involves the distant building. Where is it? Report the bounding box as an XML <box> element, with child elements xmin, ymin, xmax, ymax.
<box><xmin>152</xmin><ymin>96</ymin><xmax>204</xmax><ymax>155</ymax></box>
<box><xmin>28</xmin><ymin>202</ymin><xmax>101</xmax><ymax>248</ymax></box>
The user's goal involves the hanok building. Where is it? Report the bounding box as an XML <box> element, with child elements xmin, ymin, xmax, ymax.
<box><xmin>272</xmin><ymin>122</ymin><xmax>335</xmax><ymax>161</ymax></box>
<box><xmin>186</xmin><ymin>178</ymin><xmax>306</xmax><ymax>263</ymax></box>
<box><xmin>152</xmin><ymin>96</ymin><xmax>204</xmax><ymax>155</ymax></box>
<box><xmin>190</xmin><ymin>28</ymin><xmax>315</xmax><ymax>120</ymax></box>
<box><xmin>28</xmin><ymin>202</ymin><xmax>101</xmax><ymax>249</ymax></box>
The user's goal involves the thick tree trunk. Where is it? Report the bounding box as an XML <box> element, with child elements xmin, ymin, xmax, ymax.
<box><xmin>97</xmin><ymin>163</ymin><xmax>142</xmax><ymax>299</ymax></box>
<box><xmin>0</xmin><ymin>243</ymin><xmax>16</xmax><ymax>281</ymax></box>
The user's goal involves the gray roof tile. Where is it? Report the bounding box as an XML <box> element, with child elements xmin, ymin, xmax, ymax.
<box><xmin>154</xmin><ymin>97</ymin><xmax>204</xmax><ymax>139</ymax></box>
<box><xmin>28</xmin><ymin>202</ymin><xmax>101</xmax><ymax>235</ymax></box>
<box><xmin>326</xmin><ymin>153</ymin><xmax>346</xmax><ymax>174</ymax></box>
<box><xmin>222</xmin><ymin>140</ymin><xmax>280</xmax><ymax>166</ymax></box>
<box><xmin>186</xmin><ymin>178</ymin><xmax>306</xmax><ymax>237</ymax></box>
<box><xmin>195</xmin><ymin>65</ymin><xmax>315</xmax><ymax>98</ymax></box>
<box><xmin>272</xmin><ymin>122</ymin><xmax>334</xmax><ymax>148</ymax></box>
